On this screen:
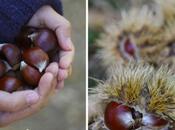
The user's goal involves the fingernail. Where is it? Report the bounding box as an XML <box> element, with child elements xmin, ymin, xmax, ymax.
<box><xmin>26</xmin><ymin>92</ymin><xmax>39</xmax><ymax>105</ymax></box>
<box><xmin>65</xmin><ymin>38</ymin><xmax>72</xmax><ymax>50</ymax></box>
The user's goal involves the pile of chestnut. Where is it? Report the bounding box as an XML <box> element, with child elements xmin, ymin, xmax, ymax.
<box><xmin>0</xmin><ymin>27</ymin><xmax>59</xmax><ymax>93</ymax></box>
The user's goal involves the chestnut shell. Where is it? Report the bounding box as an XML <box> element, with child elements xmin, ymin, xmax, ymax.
<box><xmin>33</xmin><ymin>29</ymin><xmax>57</xmax><ymax>53</ymax></box>
<box><xmin>0</xmin><ymin>76</ymin><xmax>22</xmax><ymax>93</ymax></box>
<box><xmin>0</xmin><ymin>27</ymin><xmax>60</xmax><ymax>92</ymax></box>
<box><xmin>22</xmin><ymin>47</ymin><xmax>49</xmax><ymax>72</ymax></box>
<box><xmin>105</xmin><ymin>101</ymin><xmax>169</xmax><ymax>130</ymax></box>
<box><xmin>21</xmin><ymin>63</ymin><xmax>42</xmax><ymax>87</ymax></box>
<box><xmin>105</xmin><ymin>101</ymin><xmax>133</xmax><ymax>130</ymax></box>
<box><xmin>15</xmin><ymin>26</ymin><xmax>38</xmax><ymax>49</ymax></box>
<box><xmin>1</xmin><ymin>44</ymin><xmax>21</xmax><ymax>66</ymax></box>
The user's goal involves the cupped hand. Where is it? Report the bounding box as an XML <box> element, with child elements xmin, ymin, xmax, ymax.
<box><xmin>0</xmin><ymin>4</ymin><xmax>74</xmax><ymax>126</ymax></box>
<box><xmin>0</xmin><ymin>62</ymin><xmax>58</xmax><ymax>127</ymax></box>
<box><xmin>27</xmin><ymin>5</ymin><xmax>75</xmax><ymax>89</ymax></box>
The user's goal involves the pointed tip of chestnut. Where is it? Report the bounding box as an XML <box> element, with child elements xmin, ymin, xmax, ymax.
<box><xmin>22</xmin><ymin>47</ymin><xmax>49</xmax><ymax>72</ymax></box>
<box><xmin>30</xmin><ymin>28</ymin><xmax>57</xmax><ymax>53</ymax></box>
<box><xmin>15</xmin><ymin>26</ymin><xmax>38</xmax><ymax>50</ymax></box>
<box><xmin>20</xmin><ymin>61</ymin><xmax>42</xmax><ymax>87</ymax></box>
<box><xmin>0</xmin><ymin>76</ymin><xmax>22</xmax><ymax>93</ymax></box>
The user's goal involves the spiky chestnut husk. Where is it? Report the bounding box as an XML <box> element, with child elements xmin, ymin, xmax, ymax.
<box><xmin>96</xmin><ymin>0</ymin><xmax>175</xmax><ymax>71</ymax></box>
<box><xmin>155</xmin><ymin>0</ymin><xmax>175</xmax><ymax>24</ymax></box>
<box><xmin>89</xmin><ymin>63</ymin><xmax>175</xmax><ymax>130</ymax></box>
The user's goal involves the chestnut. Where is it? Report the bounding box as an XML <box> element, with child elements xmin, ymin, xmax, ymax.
<box><xmin>0</xmin><ymin>44</ymin><xmax>21</xmax><ymax>67</ymax></box>
<box><xmin>15</xmin><ymin>26</ymin><xmax>38</xmax><ymax>49</ymax></box>
<box><xmin>22</xmin><ymin>47</ymin><xmax>49</xmax><ymax>72</ymax></box>
<box><xmin>105</xmin><ymin>101</ymin><xmax>169</xmax><ymax>130</ymax></box>
<box><xmin>20</xmin><ymin>61</ymin><xmax>42</xmax><ymax>87</ymax></box>
<box><xmin>142</xmin><ymin>114</ymin><xmax>168</xmax><ymax>127</ymax></box>
<box><xmin>0</xmin><ymin>76</ymin><xmax>22</xmax><ymax>93</ymax></box>
<box><xmin>28</xmin><ymin>28</ymin><xmax>57</xmax><ymax>53</ymax></box>
<box><xmin>105</xmin><ymin>101</ymin><xmax>135</xmax><ymax>130</ymax></box>
<box><xmin>0</xmin><ymin>27</ymin><xmax>60</xmax><ymax>92</ymax></box>
<box><xmin>124</xmin><ymin>38</ymin><xmax>135</xmax><ymax>57</ymax></box>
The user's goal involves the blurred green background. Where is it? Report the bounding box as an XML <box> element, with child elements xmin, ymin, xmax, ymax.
<box><xmin>4</xmin><ymin>0</ymin><xmax>85</xmax><ymax>130</ymax></box>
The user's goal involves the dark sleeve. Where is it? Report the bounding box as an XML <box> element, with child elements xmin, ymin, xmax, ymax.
<box><xmin>0</xmin><ymin>0</ymin><xmax>63</xmax><ymax>43</ymax></box>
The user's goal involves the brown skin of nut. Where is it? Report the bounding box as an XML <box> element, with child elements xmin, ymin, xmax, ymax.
<box><xmin>105</xmin><ymin>102</ymin><xmax>169</xmax><ymax>130</ymax></box>
<box><xmin>0</xmin><ymin>76</ymin><xmax>22</xmax><ymax>93</ymax></box>
<box><xmin>1</xmin><ymin>44</ymin><xmax>21</xmax><ymax>66</ymax></box>
<box><xmin>21</xmin><ymin>64</ymin><xmax>42</xmax><ymax>88</ymax></box>
<box><xmin>15</xmin><ymin>27</ymin><xmax>58</xmax><ymax>53</ymax></box>
<box><xmin>32</xmin><ymin>29</ymin><xmax>58</xmax><ymax>53</ymax></box>
<box><xmin>105</xmin><ymin>101</ymin><xmax>133</xmax><ymax>130</ymax></box>
<box><xmin>142</xmin><ymin>114</ymin><xmax>168</xmax><ymax>127</ymax></box>
<box><xmin>22</xmin><ymin>47</ymin><xmax>49</xmax><ymax>72</ymax></box>
<box><xmin>0</xmin><ymin>60</ymin><xmax>6</xmax><ymax>77</ymax></box>
<box><xmin>15</xmin><ymin>26</ymin><xmax>38</xmax><ymax>50</ymax></box>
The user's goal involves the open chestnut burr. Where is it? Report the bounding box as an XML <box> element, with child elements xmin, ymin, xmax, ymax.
<box><xmin>0</xmin><ymin>26</ymin><xmax>59</xmax><ymax>92</ymax></box>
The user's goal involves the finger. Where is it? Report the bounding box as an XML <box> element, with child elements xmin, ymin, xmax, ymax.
<box><xmin>0</xmin><ymin>90</ymin><xmax>39</xmax><ymax>112</ymax></box>
<box><xmin>58</xmin><ymin>69</ymin><xmax>68</xmax><ymax>81</ymax></box>
<box><xmin>45</xmin><ymin>62</ymin><xmax>59</xmax><ymax>77</ymax></box>
<box><xmin>56</xmin><ymin>80</ymin><xmax>64</xmax><ymax>90</ymax></box>
<box><xmin>0</xmin><ymin>74</ymin><xmax>57</xmax><ymax>126</ymax></box>
<box><xmin>50</xmin><ymin>78</ymin><xmax>58</xmax><ymax>95</ymax></box>
<box><xmin>0</xmin><ymin>101</ymin><xmax>42</xmax><ymax>127</ymax></box>
<box><xmin>28</xmin><ymin>5</ymin><xmax>73</xmax><ymax>51</ymax></box>
<box><xmin>36</xmin><ymin>72</ymin><xmax>54</xmax><ymax>98</ymax></box>
<box><xmin>59</xmin><ymin>46</ymin><xmax>74</xmax><ymax>69</ymax></box>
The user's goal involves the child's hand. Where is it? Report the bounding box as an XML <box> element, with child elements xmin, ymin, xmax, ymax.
<box><xmin>0</xmin><ymin>63</ymin><xmax>58</xmax><ymax>127</ymax></box>
<box><xmin>27</xmin><ymin>5</ymin><xmax>75</xmax><ymax>89</ymax></box>
<box><xmin>0</xmin><ymin>5</ymin><xmax>74</xmax><ymax>126</ymax></box>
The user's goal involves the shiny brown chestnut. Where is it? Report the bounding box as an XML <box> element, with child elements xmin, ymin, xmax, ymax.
<box><xmin>22</xmin><ymin>47</ymin><xmax>49</xmax><ymax>72</ymax></box>
<box><xmin>104</xmin><ymin>101</ymin><xmax>169</xmax><ymax>130</ymax></box>
<box><xmin>0</xmin><ymin>44</ymin><xmax>21</xmax><ymax>67</ymax></box>
<box><xmin>28</xmin><ymin>28</ymin><xmax>58</xmax><ymax>53</ymax></box>
<box><xmin>16</xmin><ymin>27</ymin><xmax>58</xmax><ymax>53</ymax></box>
<box><xmin>0</xmin><ymin>27</ymin><xmax>60</xmax><ymax>92</ymax></box>
<box><xmin>105</xmin><ymin>101</ymin><xmax>135</xmax><ymax>130</ymax></box>
<box><xmin>142</xmin><ymin>114</ymin><xmax>168</xmax><ymax>127</ymax></box>
<box><xmin>0</xmin><ymin>76</ymin><xmax>22</xmax><ymax>93</ymax></box>
<box><xmin>15</xmin><ymin>26</ymin><xmax>38</xmax><ymax>49</ymax></box>
<box><xmin>20</xmin><ymin>61</ymin><xmax>42</xmax><ymax>87</ymax></box>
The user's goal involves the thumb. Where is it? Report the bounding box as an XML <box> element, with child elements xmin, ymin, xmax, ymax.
<box><xmin>0</xmin><ymin>90</ymin><xmax>39</xmax><ymax>112</ymax></box>
<box><xmin>27</xmin><ymin>5</ymin><xmax>73</xmax><ymax>51</ymax></box>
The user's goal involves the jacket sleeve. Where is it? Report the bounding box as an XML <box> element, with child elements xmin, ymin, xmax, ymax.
<box><xmin>0</xmin><ymin>0</ymin><xmax>63</xmax><ymax>43</ymax></box>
